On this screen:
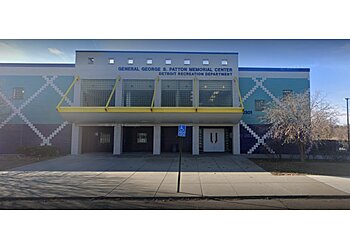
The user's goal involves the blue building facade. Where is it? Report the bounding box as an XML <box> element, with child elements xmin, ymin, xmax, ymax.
<box><xmin>0</xmin><ymin>51</ymin><xmax>310</xmax><ymax>155</ymax></box>
<box><xmin>0</xmin><ymin>65</ymin><xmax>75</xmax><ymax>154</ymax></box>
<box><xmin>238</xmin><ymin>68</ymin><xmax>310</xmax><ymax>155</ymax></box>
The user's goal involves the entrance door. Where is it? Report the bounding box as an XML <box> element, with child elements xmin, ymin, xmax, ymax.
<box><xmin>161</xmin><ymin>126</ymin><xmax>192</xmax><ymax>153</ymax></box>
<box><xmin>123</xmin><ymin>126</ymin><xmax>153</xmax><ymax>152</ymax></box>
<box><xmin>82</xmin><ymin>126</ymin><xmax>114</xmax><ymax>153</ymax></box>
<box><xmin>203</xmin><ymin>128</ymin><xmax>225</xmax><ymax>152</ymax></box>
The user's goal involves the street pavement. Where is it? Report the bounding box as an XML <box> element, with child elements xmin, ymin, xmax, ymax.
<box><xmin>1</xmin><ymin>154</ymin><xmax>350</xmax><ymax>202</ymax></box>
<box><xmin>1</xmin><ymin>197</ymin><xmax>350</xmax><ymax>209</ymax></box>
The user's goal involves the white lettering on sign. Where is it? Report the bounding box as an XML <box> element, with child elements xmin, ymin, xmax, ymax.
<box><xmin>117</xmin><ymin>66</ymin><xmax>233</xmax><ymax>77</ymax></box>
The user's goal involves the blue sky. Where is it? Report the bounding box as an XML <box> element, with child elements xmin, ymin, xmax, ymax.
<box><xmin>1</xmin><ymin>39</ymin><xmax>349</xmax><ymax>124</ymax></box>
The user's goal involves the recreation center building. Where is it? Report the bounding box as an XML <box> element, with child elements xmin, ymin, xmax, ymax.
<box><xmin>0</xmin><ymin>50</ymin><xmax>310</xmax><ymax>155</ymax></box>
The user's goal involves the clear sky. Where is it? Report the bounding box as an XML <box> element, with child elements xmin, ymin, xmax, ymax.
<box><xmin>1</xmin><ymin>39</ymin><xmax>349</xmax><ymax>124</ymax></box>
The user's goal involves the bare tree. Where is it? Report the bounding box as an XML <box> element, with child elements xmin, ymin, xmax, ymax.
<box><xmin>311</xmin><ymin>91</ymin><xmax>339</xmax><ymax>141</ymax></box>
<box><xmin>331</xmin><ymin>125</ymin><xmax>348</xmax><ymax>141</ymax></box>
<box><xmin>262</xmin><ymin>91</ymin><xmax>339</xmax><ymax>161</ymax></box>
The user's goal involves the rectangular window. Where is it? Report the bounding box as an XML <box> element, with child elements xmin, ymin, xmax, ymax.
<box><xmin>184</xmin><ymin>59</ymin><xmax>191</xmax><ymax>65</ymax></box>
<box><xmin>146</xmin><ymin>59</ymin><xmax>153</xmax><ymax>65</ymax></box>
<box><xmin>161</xmin><ymin>80</ymin><xmax>193</xmax><ymax>107</ymax></box>
<box><xmin>128</xmin><ymin>58</ymin><xmax>134</xmax><ymax>65</ymax></box>
<box><xmin>255</xmin><ymin>99</ymin><xmax>266</xmax><ymax>111</ymax></box>
<box><xmin>108</xmin><ymin>58</ymin><xmax>115</xmax><ymax>64</ymax></box>
<box><xmin>199</xmin><ymin>80</ymin><xmax>232</xmax><ymax>107</ymax></box>
<box><xmin>283</xmin><ymin>89</ymin><xmax>293</xmax><ymax>98</ymax></box>
<box><xmin>88</xmin><ymin>57</ymin><xmax>95</xmax><ymax>64</ymax></box>
<box><xmin>221</xmin><ymin>59</ymin><xmax>228</xmax><ymax>65</ymax></box>
<box><xmin>99</xmin><ymin>132</ymin><xmax>111</xmax><ymax>144</ymax></box>
<box><xmin>137</xmin><ymin>133</ymin><xmax>148</xmax><ymax>143</ymax></box>
<box><xmin>202</xmin><ymin>59</ymin><xmax>209</xmax><ymax>65</ymax></box>
<box><xmin>80</xmin><ymin>79</ymin><xmax>115</xmax><ymax>106</ymax></box>
<box><xmin>165</xmin><ymin>59</ymin><xmax>172</xmax><ymax>65</ymax></box>
<box><xmin>12</xmin><ymin>87</ymin><xmax>25</xmax><ymax>100</ymax></box>
<box><xmin>123</xmin><ymin>79</ymin><xmax>155</xmax><ymax>107</ymax></box>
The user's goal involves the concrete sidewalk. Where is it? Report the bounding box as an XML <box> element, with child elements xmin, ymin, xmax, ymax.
<box><xmin>0</xmin><ymin>154</ymin><xmax>349</xmax><ymax>199</ymax></box>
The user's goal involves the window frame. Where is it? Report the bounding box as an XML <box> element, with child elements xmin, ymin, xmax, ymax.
<box><xmin>128</xmin><ymin>58</ymin><xmax>134</xmax><ymax>65</ymax></box>
<box><xmin>198</xmin><ymin>80</ymin><xmax>233</xmax><ymax>107</ymax></box>
<box><xmin>202</xmin><ymin>59</ymin><xmax>209</xmax><ymax>65</ymax></box>
<box><xmin>221</xmin><ymin>59</ymin><xmax>228</xmax><ymax>66</ymax></box>
<box><xmin>108</xmin><ymin>58</ymin><xmax>115</xmax><ymax>64</ymax></box>
<box><xmin>283</xmin><ymin>89</ymin><xmax>293</xmax><ymax>98</ymax></box>
<box><xmin>88</xmin><ymin>57</ymin><xmax>95</xmax><ymax>64</ymax></box>
<box><xmin>137</xmin><ymin>133</ymin><xmax>148</xmax><ymax>143</ymax></box>
<box><xmin>12</xmin><ymin>87</ymin><xmax>25</xmax><ymax>100</ymax></box>
<box><xmin>255</xmin><ymin>99</ymin><xmax>266</xmax><ymax>111</ymax></box>
<box><xmin>161</xmin><ymin>80</ymin><xmax>193</xmax><ymax>107</ymax></box>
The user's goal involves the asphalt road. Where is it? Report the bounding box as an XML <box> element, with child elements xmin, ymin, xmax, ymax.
<box><xmin>1</xmin><ymin>197</ymin><xmax>350</xmax><ymax>209</ymax></box>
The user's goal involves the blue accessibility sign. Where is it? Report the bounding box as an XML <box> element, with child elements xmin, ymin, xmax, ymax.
<box><xmin>178</xmin><ymin>124</ymin><xmax>186</xmax><ymax>137</ymax></box>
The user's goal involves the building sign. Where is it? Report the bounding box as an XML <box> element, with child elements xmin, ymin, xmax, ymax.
<box><xmin>117</xmin><ymin>66</ymin><xmax>233</xmax><ymax>77</ymax></box>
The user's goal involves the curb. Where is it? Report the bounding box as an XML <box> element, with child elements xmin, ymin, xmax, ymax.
<box><xmin>1</xmin><ymin>195</ymin><xmax>350</xmax><ymax>202</ymax></box>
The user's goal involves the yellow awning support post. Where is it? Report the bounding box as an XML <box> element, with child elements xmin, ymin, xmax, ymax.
<box><xmin>105</xmin><ymin>76</ymin><xmax>121</xmax><ymax>111</ymax></box>
<box><xmin>234</xmin><ymin>77</ymin><xmax>244</xmax><ymax>109</ymax></box>
<box><xmin>56</xmin><ymin>76</ymin><xmax>80</xmax><ymax>111</ymax></box>
<box><xmin>151</xmin><ymin>76</ymin><xmax>160</xmax><ymax>111</ymax></box>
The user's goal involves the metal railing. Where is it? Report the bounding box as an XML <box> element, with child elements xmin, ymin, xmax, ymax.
<box><xmin>56</xmin><ymin>76</ymin><xmax>244</xmax><ymax>114</ymax></box>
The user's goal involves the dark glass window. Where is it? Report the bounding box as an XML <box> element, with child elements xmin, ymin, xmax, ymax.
<box><xmin>255</xmin><ymin>99</ymin><xmax>266</xmax><ymax>111</ymax></box>
<box><xmin>283</xmin><ymin>89</ymin><xmax>293</xmax><ymax>98</ymax></box>
<box><xmin>81</xmin><ymin>79</ymin><xmax>115</xmax><ymax>106</ymax></box>
<box><xmin>88</xmin><ymin>57</ymin><xmax>95</xmax><ymax>64</ymax></box>
<box><xmin>99</xmin><ymin>132</ymin><xmax>111</xmax><ymax>144</ymax></box>
<box><xmin>137</xmin><ymin>133</ymin><xmax>148</xmax><ymax>143</ymax></box>
<box><xmin>199</xmin><ymin>80</ymin><xmax>232</xmax><ymax>107</ymax></box>
<box><xmin>123</xmin><ymin>79</ymin><xmax>154</xmax><ymax>107</ymax></box>
<box><xmin>12</xmin><ymin>87</ymin><xmax>25</xmax><ymax>100</ymax></box>
<box><xmin>161</xmin><ymin>80</ymin><xmax>193</xmax><ymax>107</ymax></box>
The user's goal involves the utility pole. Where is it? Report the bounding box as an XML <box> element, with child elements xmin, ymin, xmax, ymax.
<box><xmin>346</xmin><ymin>98</ymin><xmax>350</xmax><ymax>152</ymax></box>
<box><xmin>177</xmin><ymin>137</ymin><xmax>183</xmax><ymax>193</ymax></box>
<box><xmin>177</xmin><ymin>124</ymin><xmax>186</xmax><ymax>193</ymax></box>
